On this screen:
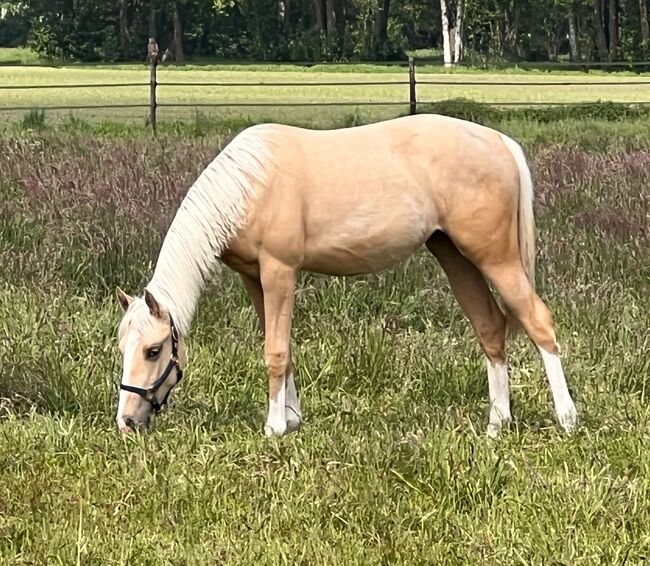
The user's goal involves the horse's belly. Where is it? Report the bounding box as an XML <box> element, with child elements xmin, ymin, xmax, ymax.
<box><xmin>303</xmin><ymin>243</ymin><xmax>421</xmax><ymax>275</ymax></box>
<box><xmin>302</xmin><ymin>200</ymin><xmax>436</xmax><ymax>275</ymax></box>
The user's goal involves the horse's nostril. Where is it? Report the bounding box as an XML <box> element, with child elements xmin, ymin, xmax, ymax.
<box><xmin>124</xmin><ymin>417</ymin><xmax>136</xmax><ymax>429</ymax></box>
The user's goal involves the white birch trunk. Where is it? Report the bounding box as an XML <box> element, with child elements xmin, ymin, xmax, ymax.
<box><xmin>440</xmin><ymin>0</ymin><xmax>452</xmax><ymax>67</ymax></box>
<box><xmin>453</xmin><ymin>0</ymin><xmax>464</xmax><ymax>63</ymax></box>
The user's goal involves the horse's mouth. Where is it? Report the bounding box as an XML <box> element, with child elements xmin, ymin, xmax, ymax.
<box><xmin>117</xmin><ymin>415</ymin><xmax>149</xmax><ymax>434</ymax></box>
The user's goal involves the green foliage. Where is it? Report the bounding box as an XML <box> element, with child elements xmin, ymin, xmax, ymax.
<box><xmin>0</xmin><ymin>2</ymin><xmax>28</xmax><ymax>47</ymax></box>
<box><xmin>0</xmin><ymin>46</ymin><xmax>44</xmax><ymax>63</ymax></box>
<box><xmin>419</xmin><ymin>98</ymin><xmax>503</xmax><ymax>124</ymax></box>
<box><xmin>20</xmin><ymin>108</ymin><xmax>46</xmax><ymax>130</ymax></box>
<box><xmin>29</xmin><ymin>0</ymin><xmax>124</xmax><ymax>62</ymax></box>
<box><xmin>3</xmin><ymin>0</ymin><xmax>648</xmax><ymax>63</ymax></box>
<box><xmin>342</xmin><ymin>108</ymin><xmax>365</xmax><ymax>127</ymax></box>
<box><xmin>421</xmin><ymin>98</ymin><xmax>650</xmax><ymax>126</ymax></box>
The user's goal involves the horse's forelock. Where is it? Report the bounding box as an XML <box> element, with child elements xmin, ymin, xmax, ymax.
<box><xmin>118</xmin><ymin>298</ymin><xmax>157</xmax><ymax>340</ymax></box>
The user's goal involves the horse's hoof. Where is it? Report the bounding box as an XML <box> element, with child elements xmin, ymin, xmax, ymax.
<box><xmin>558</xmin><ymin>405</ymin><xmax>578</xmax><ymax>434</ymax></box>
<box><xmin>264</xmin><ymin>423</ymin><xmax>287</xmax><ymax>437</ymax></box>
<box><xmin>286</xmin><ymin>415</ymin><xmax>303</xmax><ymax>433</ymax></box>
<box><xmin>285</xmin><ymin>405</ymin><xmax>302</xmax><ymax>433</ymax></box>
<box><xmin>486</xmin><ymin>423</ymin><xmax>501</xmax><ymax>439</ymax></box>
<box><xmin>486</xmin><ymin>417</ymin><xmax>511</xmax><ymax>439</ymax></box>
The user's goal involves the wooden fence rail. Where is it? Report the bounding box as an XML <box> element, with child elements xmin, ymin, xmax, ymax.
<box><xmin>2</xmin><ymin>56</ymin><xmax>650</xmax><ymax>132</ymax></box>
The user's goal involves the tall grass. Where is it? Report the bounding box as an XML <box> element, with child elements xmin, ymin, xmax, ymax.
<box><xmin>0</xmin><ymin>124</ymin><xmax>649</xmax><ymax>563</ymax></box>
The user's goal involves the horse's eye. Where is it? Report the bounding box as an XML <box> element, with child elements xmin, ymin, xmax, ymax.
<box><xmin>146</xmin><ymin>347</ymin><xmax>161</xmax><ymax>360</ymax></box>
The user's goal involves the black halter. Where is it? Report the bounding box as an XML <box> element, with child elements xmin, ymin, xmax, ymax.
<box><xmin>120</xmin><ymin>315</ymin><xmax>183</xmax><ymax>413</ymax></box>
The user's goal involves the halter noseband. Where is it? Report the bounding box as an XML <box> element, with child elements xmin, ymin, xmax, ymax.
<box><xmin>119</xmin><ymin>315</ymin><xmax>183</xmax><ymax>413</ymax></box>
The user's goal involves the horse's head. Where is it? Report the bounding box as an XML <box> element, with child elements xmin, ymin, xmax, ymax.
<box><xmin>115</xmin><ymin>288</ymin><xmax>185</xmax><ymax>433</ymax></box>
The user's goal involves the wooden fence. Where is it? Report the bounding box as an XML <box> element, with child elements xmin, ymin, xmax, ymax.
<box><xmin>2</xmin><ymin>57</ymin><xmax>650</xmax><ymax>132</ymax></box>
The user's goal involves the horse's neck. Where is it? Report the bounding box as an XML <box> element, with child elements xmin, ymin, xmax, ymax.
<box><xmin>146</xmin><ymin>128</ymin><xmax>274</xmax><ymax>335</ymax></box>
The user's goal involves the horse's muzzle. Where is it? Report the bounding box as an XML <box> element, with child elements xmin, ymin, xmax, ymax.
<box><xmin>118</xmin><ymin>414</ymin><xmax>150</xmax><ymax>434</ymax></box>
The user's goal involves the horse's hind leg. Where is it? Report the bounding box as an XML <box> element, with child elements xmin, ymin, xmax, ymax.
<box><xmin>426</xmin><ymin>232</ymin><xmax>511</xmax><ymax>437</ymax></box>
<box><xmin>240</xmin><ymin>272</ymin><xmax>302</xmax><ymax>435</ymax></box>
<box><xmin>478</xmin><ymin>260</ymin><xmax>578</xmax><ymax>433</ymax></box>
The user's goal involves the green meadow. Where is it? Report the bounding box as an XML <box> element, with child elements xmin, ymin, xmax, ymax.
<box><xmin>0</xmin><ymin>64</ymin><xmax>649</xmax><ymax>562</ymax></box>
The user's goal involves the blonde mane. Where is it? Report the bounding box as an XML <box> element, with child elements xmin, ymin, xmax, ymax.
<box><xmin>146</xmin><ymin>125</ymin><xmax>276</xmax><ymax>335</ymax></box>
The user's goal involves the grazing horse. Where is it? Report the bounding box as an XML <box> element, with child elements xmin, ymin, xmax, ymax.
<box><xmin>115</xmin><ymin>114</ymin><xmax>578</xmax><ymax>437</ymax></box>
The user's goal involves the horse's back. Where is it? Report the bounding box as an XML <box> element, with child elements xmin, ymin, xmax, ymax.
<box><xmin>228</xmin><ymin>115</ymin><xmax>520</xmax><ymax>275</ymax></box>
<box><xmin>247</xmin><ymin>114</ymin><xmax>515</xmax><ymax>210</ymax></box>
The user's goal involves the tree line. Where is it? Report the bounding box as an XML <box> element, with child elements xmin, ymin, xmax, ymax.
<box><xmin>1</xmin><ymin>0</ymin><xmax>649</xmax><ymax>63</ymax></box>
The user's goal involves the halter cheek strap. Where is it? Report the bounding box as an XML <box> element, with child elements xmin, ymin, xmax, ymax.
<box><xmin>120</xmin><ymin>316</ymin><xmax>183</xmax><ymax>413</ymax></box>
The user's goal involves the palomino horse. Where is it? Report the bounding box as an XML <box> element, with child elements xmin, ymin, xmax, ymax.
<box><xmin>115</xmin><ymin>114</ymin><xmax>578</xmax><ymax>437</ymax></box>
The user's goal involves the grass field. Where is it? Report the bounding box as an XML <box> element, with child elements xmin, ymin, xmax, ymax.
<box><xmin>3</xmin><ymin>60</ymin><xmax>650</xmax><ymax>125</ymax></box>
<box><xmin>0</xmin><ymin>108</ymin><xmax>649</xmax><ymax>563</ymax></box>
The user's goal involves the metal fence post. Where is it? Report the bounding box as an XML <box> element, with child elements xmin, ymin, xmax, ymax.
<box><xmin>408</xmin><ymin>56</ymin><xmax>416</xmax><ymax>115</ymax></box>
<box><xmin>149</xmin><ymin>48</ymin><xmax>158</xmax><ymax>133</ymax></box>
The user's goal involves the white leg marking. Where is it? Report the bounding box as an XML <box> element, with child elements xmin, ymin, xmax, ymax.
<box><xmin>264</xmin><ymin>379</ymin><xmax>287</xmax><ymax>437</ymax></box>
<box><xmin>486</xmin><ymin>359</ymin><xmax>511</xmax><ymax>438</ymax></box>
<box><xmin>285</xmin><ymin>371</ymin><xmax>302</xmax><ymax>433</ymax></box>
<box><xmin>539</xmin><ymin>346</ymin><xmax>578</xmax><ymax>433</ymax></box>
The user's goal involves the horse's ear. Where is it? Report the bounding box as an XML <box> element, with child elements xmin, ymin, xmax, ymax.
<box><xmin>144</xmin><ymin>288</ymin><xmax>162</xmax><ymax>318</ymax></box>
<box><xmin>116</xmin><ymin>287</ymin><xmax>134</xmax><ymax>312</ymax></box>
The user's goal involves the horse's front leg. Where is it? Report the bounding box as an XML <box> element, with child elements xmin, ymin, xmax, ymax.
<box><xmin>259</xmin><ymin>257</ymin><xmax>297</xmax><ymax>437</ymax></box>
<box><xmin>240</xmin><ymin>273</ymin><xmax>302</xmax><ymax>434</ymax></box>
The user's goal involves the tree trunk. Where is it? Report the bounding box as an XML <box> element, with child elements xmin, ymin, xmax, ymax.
<box><xmin>440</xmin><ymin>0</ymin><xmax>452</xmax><ymax>67</ymax></box>
<box><xmin>373</xmin><ymin>0</ymin><xmax>390</xmax><ymax>45</ymax></box>
<box><xmin>118</xmin><ymin>0</ymin><xmax>130</xmax><ymax>54</ymax></box>
<box><xmin>490</xmin><ymin>20</ymin><xmax>501</xmax><ymax>57</ymax></box>
<box><xmin>608</xmin><ymin>0</ymin><xmax>618</xmax><ymax>60</ymax></box>
<box><xmin>454</xmin><ymin>0</ymin><xmax>464</xmax><ymax>62</ymax></box>
<box><xmin>149</xmin><ymin>0</ymin><xmax>157</xmax><ymax>40</ymax></box>
<box><xmin>279</xmin><ymin>0</ymin><xmax>291</xmax><ymax>34</ymax></box>
<box><xmin>64</xmin><ymin>0</ymin><xmax>74</xmax><ymax>18</ymax></box>
<box><xmin>449</xmin><ymin>26</ymin><xmax>456</xmax><ymax>58</ymax></box>
<box><xmin>568</xmin><ymin>12</ymin><xmax>580</xmax><ymax>61</ymax></box>
<box><xmin>325</xmin><ymin>0</ymin><xmax>336</xmax><ymax>38</ymax></box>
<box><xmin>641</xmin><ymin>0</ymin><xmax>650</xmax><ymax>45</ymax></box>
<box><xmin>591</xmin><ymin>0</ymin><xmax>609</xmax><ymax>60</ymax></box>
<box><xmin>285</xmin><ymin>0</ymin><xmax>291</xmax><ymax>33</ymax></box>
<box><xmin>314</xmin><ymin>0</ymin><xmax>325</xmax><ymax>31</ymax></box>
<box><xmin>171</xmin><ymin>0</ymin><xmax>183</xmax><ymax>62</ymax></box>
<box><xmin>335</xmin><ymin>0</ymin><xmax>346</xmax><ymax>38</ymax></box>
<box><xmin>546</xmin><ymin>30</ymin><xmax>560</xmax><ymax>61</ymax></box>
<box><xmin>503</xmin><ymin>4</ymin><xmax>519</xmax><ymax>55</ymax></box>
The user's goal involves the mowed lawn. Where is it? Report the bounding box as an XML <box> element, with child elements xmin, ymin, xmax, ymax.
<box><xmin>0</xmin><ymin>116</ymin><xmax>649</xmax><ymax>563</ymax></box>
<box><xmin>2</xmin><ymin>63</ymin><xmax>650</xmax><ymax>124</ymax></box>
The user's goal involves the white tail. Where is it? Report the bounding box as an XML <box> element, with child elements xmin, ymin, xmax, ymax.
<box><xmin>499</xmin><ymin>133</ymin><xmax>536</xmax><ymax>289</ymax></box>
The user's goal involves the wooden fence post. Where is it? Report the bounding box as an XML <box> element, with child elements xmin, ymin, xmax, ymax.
<box><xmin>408</xmin><ymin>56</ymin><xmax>416</xmax><ymax>115</ymax></box>
<box><xmin>149</xmin><ymin>51</ymin><xmax>158</xmax><ymax>133</ymax></box>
